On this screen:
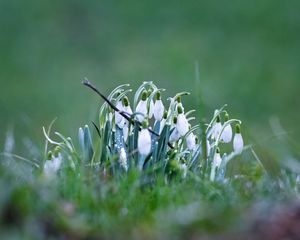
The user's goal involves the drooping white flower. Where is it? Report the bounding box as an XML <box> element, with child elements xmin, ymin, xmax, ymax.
<box><xmin>212</xmin><ymin>150</ymin><xmax>222</xmax><ymax>168</ymax></box>
<box><xmin>138</xmin><ymin>126</ymin><xmax>152</xmax><ymax>155</ymax></box>
<box><xmin>153</xmin><ymin>93</ymin><xmax>164</xmax><ymax>121</ymax></box>
<box><xmin>212</xmin><ymin>115</ymin><xmax>222</xmax><ymax>140</ymax></box>
<box><xmin>176</xmin><ymin>106</ymin><xmax>189</xmax><ymax>136</ymax></box>
<box><xmin>115</xmin><ymin>100</ymin><xmax>125</xmax><ymax>128</ymax></box>
<box><xmin>233</xmin><ymin>124</ymin><xmax>244</xmax><ymax>154</ymax></box>
<box><xmin>186</xmin><ymin>132</ymin><xmax>196</xmax><ymax>151</ymax></box>
<box><xmin>233</xmin><ymin>133</ymin><xmax>244</xmax><ymax>154</ymax></box>
<box><xmin>221</xmin><ymin>123</ymin><xmax>233</xmax><ymax>143</ymax></box>
<box><xmin>210</xmin><ymin>148</ymin><xmax>222</xmax><ymax>181</ymax></box>
<box><xmin>119</xmin><ymin>148</ymin><xmax>128</xmax><ymax>171</ymax></box>
<box><xmin>136</xmin><ymin>90</ymin><xmax>148</xmax><ymax>122</ymax></box>
<box><xmin>44</xmin><ymin>153</ymin><xmax>62</xmax><ymax>178</ymax></box>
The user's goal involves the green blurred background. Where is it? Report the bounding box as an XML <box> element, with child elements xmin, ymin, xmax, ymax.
<box><xmin>1</xmin><ymin>0</ymin><xmax>300</xmax><ymax>153</ymax></box>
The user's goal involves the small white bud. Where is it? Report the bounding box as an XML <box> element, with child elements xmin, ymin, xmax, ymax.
<box><xmin>138</xmin><ymin>128</ymin><xmax>152</xmax><ymax>155</ymax></box>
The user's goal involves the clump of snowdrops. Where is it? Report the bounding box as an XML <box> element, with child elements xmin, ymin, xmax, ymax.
<box><xmin>43</xmin><ymin>80</ymin><xmax>244</xmax><ymax>182</ymax></box>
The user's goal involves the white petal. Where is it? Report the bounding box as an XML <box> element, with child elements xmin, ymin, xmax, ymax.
<box><xmin>233</xmin><ymin>133</ymin><xmax>244</xmax><ymax>154</ymax></box>
<box><xmin>136</xmin><ymin>100</ymin><xmax>147</xmax><ymax>122</ymax></box>
<box><xmin>138</xmin><ymin>129</ymin><xmax>152</xmax><ymax>155</ymax></box>
<box><xmin>221</xmin><ymin>124</ymin><xmax>232</xmax><ymax>143</ymax></box>
<box><xmin>153</xmin><ymin>100</ymin><xmax>164</xmax><ymax>121</ymax></box>
<box><xmin>176</xmin><ymin>113</ymin><xmax>189</xmax><ymax>136</ymax></box>
<box><xmin>213</xmin><ymin>152</ymin><xmax>222</xmax><ymax>168</ymax></box>
<box><xmin>119</xmin><ymin>148</ymin><xmax>128</xmax><ymax>171</ymax></box>
<box><xmin>186</xmin><ymin>133</ymin><xmax>196</xmax><ymax>151</ymax></box>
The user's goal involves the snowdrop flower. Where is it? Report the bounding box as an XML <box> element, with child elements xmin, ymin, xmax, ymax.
<box><xmin>138</xmin><ymin>121</ymin><xmax>152</xmax><ymax>155</ymax></box>
<box><xmin>233</xmin><ymin>124</ymin><xmax>244</xmax><ymax>154</ymax></box>
<box><xmin>169</xmin><ymin>117</ymin><xmax>180</xmax><ymax>143</ymax></box>
<box><xmin>119</xmin><ymin>148</ymin><xmax>128</xmax><ymax>171</ymax></box>
<box><xmin>221</xmin><ymin>113</ymin><xmax>232</xmax><ymax>143</ymax></box>
<box><xmin>176</xmin><ymin>106</ymin><xmax>189</xmax><ymax>136</ymax></box>
<box><xmin>212</xmin><ymin>147</ymin><xmax>222</xmax><ymax>168</ymax></box>
<box><xmin>115</xmin><ymin>100</ymin><xmax>125</xmax><ymax>129</ymax></box>
<box><xmin>153</xmin><ymin>91</ymin><xmax>164</xmax><ymax>121</ymax></box>
<box><xmin>210</xmin><ymin>147</ymin><xmax>222</xmax><ymax>181</ymax></box>
<box><xmin>136</xmin><ymin>90</ymin><xmax>148</xmax><ymax>122</ymax></box>
<box><xmin>212</xmin><ymin>115</ymin><xmax>222</xmax><ymax>140</ymax></box>
<box><xmin>44</xmin><ymin>152</ymin><xmax>62</xmax><ymax>178</ymax></box>
<box><xmin>186</xmin><ymin>132</ymin><xmax>196</xmax><ymax>151</ymax></box>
